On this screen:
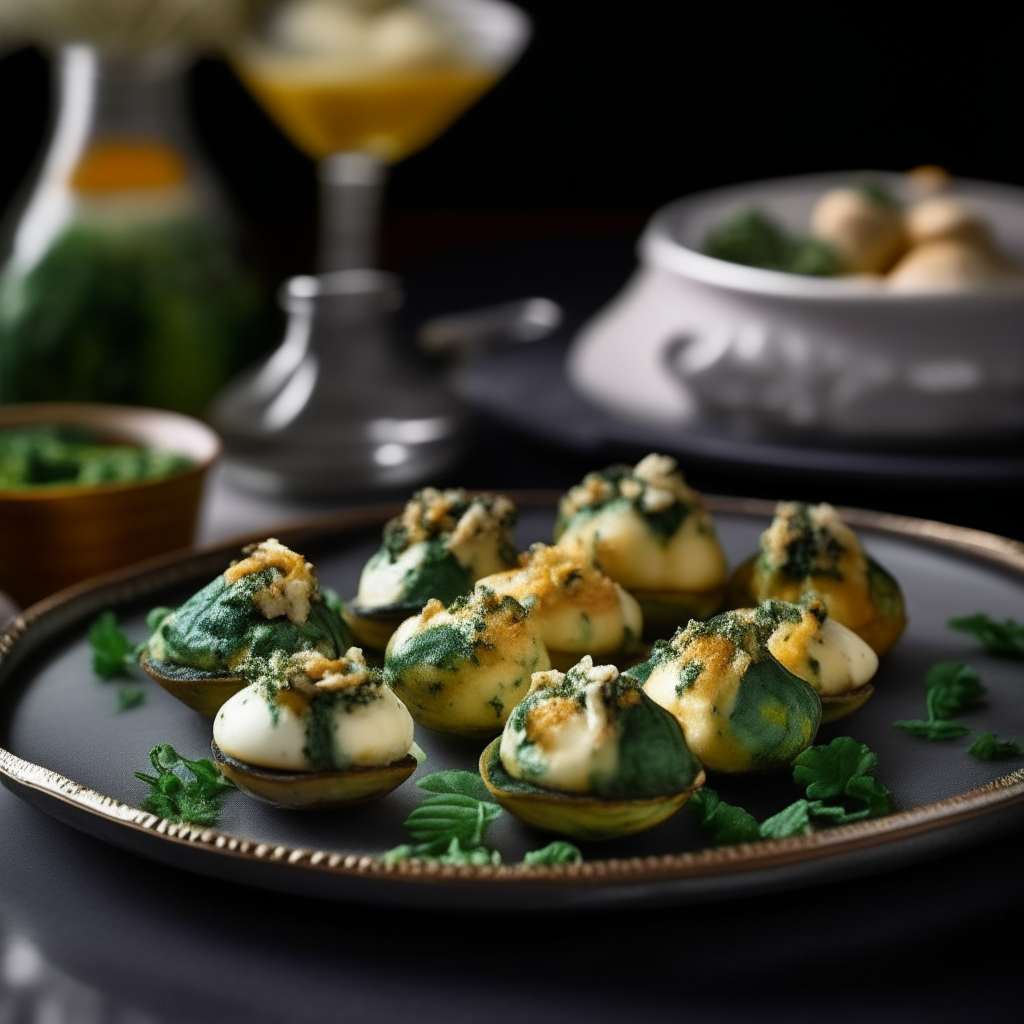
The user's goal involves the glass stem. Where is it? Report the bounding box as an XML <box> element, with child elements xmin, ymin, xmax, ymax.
<box><xmin>318</xmin><ymin>152</ymin><xmax>387</xmax><ymax>272</ymax></box>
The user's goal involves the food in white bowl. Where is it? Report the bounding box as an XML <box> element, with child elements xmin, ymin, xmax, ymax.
<box><xmin>567</xmin><ymin>170</ymin><xmax>1024</xmax><ymax>439</ymax></box>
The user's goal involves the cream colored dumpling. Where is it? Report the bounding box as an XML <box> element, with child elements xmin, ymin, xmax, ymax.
<box><xmin>559</xmin><ymin>506</ymin><xmax>726</xmax><ymax>592</ymax></box>
<box><xmin>213</xmin><ymin>648</ymin><xmax>416</xmax><ymax>772</ymax></box>
<box><xmin>555</xmin><ymin>454</ymin><xmax>728</xmax><ymax>594</ymax></box>
<box><xmin>384</xmin><ymin>589</ymin><xmax>550</xmax><ymax>736</ymax></box>
<box><xmin>479</xmin><ymin>544</ymin><xmax>642</xmax><ymax>656</ymax></box>
<box><xmin>768</xmin><ymin>613</ymin><xmax>878</xmax><ymax>696</ymax></box>
<box><xmin>500</xmin><ymin>663</ymin><xmax>619</xmax><ymax>793</ymax></box>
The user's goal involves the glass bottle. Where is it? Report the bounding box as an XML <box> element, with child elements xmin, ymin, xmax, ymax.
<box><xmin>0</xmin><ymin>45</ymin><xmax>264</xmax><ymax>417</ymax></box>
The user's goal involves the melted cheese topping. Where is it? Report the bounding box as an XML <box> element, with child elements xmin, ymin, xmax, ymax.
<box><xmin>755</xmin><ymin>503</ymin><xmax>875</xmax><ymax>630</ymax></box>
<box><xmin>768</xmin><ymin>615</ymin><xmax>877</xmax><ymax>695</ymax></box>
<box><xmin>478</xmin><ymin>545</ymin><xmax>642</xmax><ymax>655</ymax></box>
<box><xmin>558</xmin><ymin>504</ymin><xmax>727</xmax><ymax>592</ymax></box>
<box><xmin>500</xmin><ymin>659</ymin><xmax>620</xmax><ymax>793</ymax></box>
<box><xmin>225</xmin><ymin>538</ymin><xmax>317</xmax><ymax>625</ymax></box>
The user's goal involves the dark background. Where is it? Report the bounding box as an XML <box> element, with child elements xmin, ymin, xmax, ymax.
<box><xmin>4</xmin><ymin>4</ymin><xmax>1024</xmax><ymax>279</ymax></box>
<box><xmin>2</xmin><ymin>3</ymin><xmax>1023</xmax><ymax>536</ymax></box>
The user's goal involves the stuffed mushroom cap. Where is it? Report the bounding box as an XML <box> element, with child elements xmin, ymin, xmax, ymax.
<box><xmin>214</xmin><ymin>647</ymin><xmax>415</xmax><ymax>773</ymax></box>
<box><xmin>629</xmin><ymin>603</ymin><xmax>824</xmax><ymax>774</ymax></box>
<box><xmin>353</xmin><ymin>489</ymin><xmax>518</xmax><ymax>614</ymax></box>
<box><xmin>553</xmin><ymin>454</ymin><xmax>727</xmax><ymax>594</ymax></box>
<box><xmin>146</xmin><ymin>538</ymin><xmax>353</xmax><ymax>686</ymax></box>
<box><xmin>477</xmin><ymin>543</ymin><xmax>643</xmax><ymax>669</ymax></box>
<box><xmin>498</xmin><ymin>656</ymin><xmax>701</xmax><ymax>798</ymax></box>
<box><xmin>734</xmin><ymin>501</ymin><xmax>906</xmax><ymax>655</ymax></box>
<box><xmin>383</xmin><ymin>585</ymin><xmax>550</xmax><ymax>736</ymax></box>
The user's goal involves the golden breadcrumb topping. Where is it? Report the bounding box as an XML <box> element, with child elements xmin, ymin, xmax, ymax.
<box><xmin>225</xmin><ymin>538</ymin><xmax>317</xmax><ymax>625</ymax></box>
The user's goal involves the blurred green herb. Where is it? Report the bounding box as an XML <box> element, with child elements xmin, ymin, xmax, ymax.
<box><xmin>704</xmin><ymin>207</ymin><xmax>843</xmax><ymax>277</ymax></box>
<box><xmin>966</xmin><ymin>731</ymin><xmax>1024</xmax><ymax>761</ymax></box>
<box><xmin>894</xmin><ymin>662</ymin><xmax>983</xmax><ymax>740</ymax></box>
<box><xmin>523</xmin><ymin>841</ymin><xmax>583</xmax><ymax>867</ymax></box>
<box><xmin>948</xmin><ymin>614</ymin><xmax>1024</xmax><ymax>658</ymax></box>
<box><xmin>117</xmin><ymin>686</ymin><xmax>146</xmax><ymax>712</ymax></box>
<box><xmin>88</xmin><ymin>610</ymin><xmax>139</xmax><ymax>679</ymax></box>
<box><xmin>134</xmin><ymin>744</ymin><xmax>234</xmax><ymax>825</ymax></box>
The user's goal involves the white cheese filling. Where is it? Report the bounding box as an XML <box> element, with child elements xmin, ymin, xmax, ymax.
<box><xmin>500</xmin><ymin>661</ymin><xmax>620</xmax><ymax>794</ymax></box>
<box><xmin>213</xmin><ymin>683</ymin><xmax>414</xmax><ymax>772</ymax></box>
<box><xmin>770</xmin><ymin>616</ymin><xmax>878</xmax><ymax>696</ymax></box>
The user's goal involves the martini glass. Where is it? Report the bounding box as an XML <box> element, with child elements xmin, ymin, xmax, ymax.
<box><xmin>235</xmin><ymin>0</ymin><xmax>530</xmax><ymax>272</ymax></box>
<box><xmin>211</xmin><ymin>0</ymin><xmax>530</xmax><ymax>495</ymax></box>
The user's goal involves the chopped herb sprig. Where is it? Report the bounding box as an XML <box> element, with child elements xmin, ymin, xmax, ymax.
<box><xmin>948</xmin><ymin>614</ymin><xmax>1024</xmax><ymax>658</ymax></box>
<box><xmin>966</xmin><ymin>731</ymin><xmax>1024</xmax><ymax>761</ymax></box>
<box><xmin>134</xmin><ymin>744</ymin><xmax>234</xmax><ymax>826</ymax></box>
<box><xmin>894</xmin><ymin>662</ymin><xmax>983</xmax><ymax>740</ymax></box>
<box><xmin>88</xmin><ymin>610</ymin><xmax>149</xmax><ymax>710</ymax></box>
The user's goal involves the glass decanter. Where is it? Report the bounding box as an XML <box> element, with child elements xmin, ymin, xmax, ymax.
<box><xmin>0</xmin><ymin>45</ymin><xmax>264</xmax><ymax>417</ymax></box>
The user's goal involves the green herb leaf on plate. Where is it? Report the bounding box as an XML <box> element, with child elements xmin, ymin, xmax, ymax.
<box><xmin>523</xmin><ymin>841</ymin><xmax>583</xmax><ymax>867</ymax></box>
<box><xmin>758</xmin><ymin>799</ymin><xmax>813</xmax><ymax>840</ymax></box>
<box><xmin>688</xmin><ymin>787</ymin><xmax>761</xmax><ymax>845</ymax></box>
<box><xmin>134</xmin><ymin>743</ymin><xmax>234</xmax><ymax>826</ymax></box>
<box><xmin>948</xmin><ymin>614</ymin><xmax>1024</xmax><ymax>658</ymax></box>
<box><xmin>925</xmin><ymin>662</ymin><xmax>984</xmax><ymax>720</ymax></box>
<box><xmin>792</xmin><ymin>736</ymin><xmax>891</xmax><ymax>819</ymax></box>
<box><xmin>117</xmin><ymin>686</ymin><xmax>145</xmax><ymax>712</ymax></box>
<box><xmin>415</xmin><ymin>769</ymin><xmax>495</xmax><ymax>803</ymax></box>
<box><xmin>966</xmin><ymin>731</ymin><xmax>1024</xmax><ymax>761</ymax></box>
<box><xmin>88</xmin><ymin>610</ymin><xmax>138</xmax><ymax>680</ymax></box>
<box><xmin>893</xmin><ymin>718</ymin><xmax>971</xmax><ymax>740</ymax></box>
<box><xmin>792</xmin><ymin>735</ymin><xmax>877</xmax><ymax>801</ymax></box>
<box><xmin>404</xmin><ymin>793</ymin><xmax>502</xmax><ymax>849</ymax></box>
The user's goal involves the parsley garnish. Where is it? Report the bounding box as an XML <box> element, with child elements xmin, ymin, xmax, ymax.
<box><xmin>690</xmin><ymin>737</ymin><xmax>891</xmax><ymax>845</ymax></box>
<box><xmin>966</xmin><ymin>731</ymin><xmax>1024</xmax><ymax>761</ymax></box>
<box><xmin>948</xmin><ymin>614</ymin><xmax>1024</xmax><ymax>658</ymax></box>
<box><xmin>894</xmin><ymin>662</ymin><xmax>983</xmax><ymax>740</ymax></box>
<box><xmin>792</xmin><ymin>736</ymin><xmax>891</xmax><ymax>819</ymax></box>
<box><xmin>382</xmin><ymin>770</ymin><xmax>584</xmax><ymax>868</ymax></box>
<box><xmin>134</xmin><ymin>744</ymin><xmax>234</xmax><ymax>826</ymax></box>
<box><xmin>88</xmin><ymin>610</ymin><xmax>148</xmax><ymax>710</ymax></box>
<box><xmin>523</xmin><ymin>841</ymin><xmax>583</xmax><ymax>867</ymax></box>
<box><xmin>88</xmin><ymin>610</ymin><xmax>139</xmax><ymax>679</ymax></box>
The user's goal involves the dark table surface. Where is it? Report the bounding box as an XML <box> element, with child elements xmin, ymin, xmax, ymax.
<box><xmin>2</xmin><ymin>228</ymin><xmax>1023</xmax><ymax>1022</ymax></box>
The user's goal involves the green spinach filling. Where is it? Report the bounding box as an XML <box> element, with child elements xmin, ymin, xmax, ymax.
<box><xmin>148</xmin><ymin>567</ymin><xmax>351</xmax><ymax>682</ymax></box>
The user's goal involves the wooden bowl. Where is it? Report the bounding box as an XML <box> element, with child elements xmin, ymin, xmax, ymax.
<box><xmin>0</xmin><ymin>403</ymin><xmax>220</xmax><ymax>605</ymax></box>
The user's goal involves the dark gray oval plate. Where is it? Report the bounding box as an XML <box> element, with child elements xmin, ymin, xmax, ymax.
<box><xmin>1</xmin><ymin>495</ymin><xmax>1023</xmax><ymax>911</ymax></box>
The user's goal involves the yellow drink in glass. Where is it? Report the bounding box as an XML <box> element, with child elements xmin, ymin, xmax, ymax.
<box><xmin>236</xmin><ymin>57</ymin><xmax>499</xmax><ymax>163</ymax></box>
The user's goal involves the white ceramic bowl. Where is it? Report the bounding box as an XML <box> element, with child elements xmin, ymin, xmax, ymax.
<box><xmin>568</xmin><ymin>171</ymin><xmax>1024</xmax><ymax>439</ymax></box>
